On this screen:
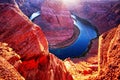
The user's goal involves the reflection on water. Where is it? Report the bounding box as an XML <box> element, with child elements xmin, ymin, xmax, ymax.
<box><xmin>30</xmin><ymin>11</ymin><xmax>40</xmax><ymax>20</ymax></box>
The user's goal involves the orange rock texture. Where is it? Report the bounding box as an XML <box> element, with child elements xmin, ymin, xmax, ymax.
<box><xmin>0</xmin><ymin>42</ymin><xmax>24</xmax><ymax>80</ymax></box>
<box><xmin>97</xmin><ymin>25</ymin><xmax>120</xmax><ymax>80</ymax></box>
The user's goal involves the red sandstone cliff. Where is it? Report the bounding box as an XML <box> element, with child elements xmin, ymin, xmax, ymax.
<box><xmin>0</xmin><ymin>1</ymin><xmax>120</xmax><ymax>80</ymax></box>
<box><xmin>0</xmin><ymin>4</ymin><xmax>73</xmax><ymax>80</ymax></box>
<box><xmin>0</xmin><ymin>4</ymin><xmax>48</xmax><ymax>60</ymax></box>
<box><xmin>63</xmin><ymin>25</ymin><xmax>120</xmax><ymax>80</ymax></box>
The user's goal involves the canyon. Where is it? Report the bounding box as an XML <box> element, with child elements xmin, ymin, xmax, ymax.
<box><xmin>16</xmin><ymin>0</ymin><xmax>120</xmax><ymax>60</ymax></box>
<box><xmin>0</xmin><ymin>0</ymin><xmax>120</xmax><ymax>80</ymax></box>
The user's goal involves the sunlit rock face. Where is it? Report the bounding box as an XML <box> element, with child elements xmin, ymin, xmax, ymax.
<box><xmin>0</xmin><ymin>42</ymin><xmax>21</xmax><ymax>68</ymax></box>
<box><xmin>0</xmin><ymin>3</ymin><xmax>73</xmax><ymax>80</ymax></box>
<box><xmin>0</xmin><ymin>56</ymin><xmax>24</xmax><ymax>80</ymax></box>
<box><xmin>95</xmin><ymin>25</ymin><xmax>120</xmax><ymax>80</ymax></box>
<box><xmin>0</xmin><ymin>42</ymin><xmax>24</xmax><ymax>80</ymax></box>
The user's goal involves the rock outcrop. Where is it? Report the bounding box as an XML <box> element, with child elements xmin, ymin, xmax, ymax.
<box><xmin>0</xmin><ymin>56</ymin><xmax>24</xmax><ymax>80</ymax></box>
<box><xmin>0</xmin><ymin>42</ymin><xmax>21</xmax><ymax>68</ymax></box>
<box><xmin>96</xmin><ymin>25</ymin><xmax>120</xmax><ymax>80</ymax></box>
<box><xmin>0</xmin><ymin>42</ymin><xmax>24</xmax><ymax>80</ymax></box>
<box><xmin>0</xmin><ymin>4</ymin><xmax>48</xmax><ymax>60</ymax></box>
<box><xmin>35</xmin><ymin>0</ymin><xmax>75</xmax><ymax>48</ymax></box>
<box><xmin>0</xmin><ymin>3</ymin><xmax>73</xmax><ymax>80</ymax></box>
<box><xmin>65</xmin><ymin>24</ymin><xmax>120</xmax><ymax>80</ymax></box>
<box><xmin>18</xmin><ymin>54</ymin><xmax>73</xmax><ymax>80</ymax></box>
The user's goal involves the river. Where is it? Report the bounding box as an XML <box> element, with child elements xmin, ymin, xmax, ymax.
<box><xmin>30</xmin><ymin>11</ymin><xmax>98</xmax><ymax>59</ymax></box>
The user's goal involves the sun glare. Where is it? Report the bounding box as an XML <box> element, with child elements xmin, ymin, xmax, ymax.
<box><xmin>62</xmin><ymin>0</ymin><xmax>79</xmax><ymax>7</ymax></box>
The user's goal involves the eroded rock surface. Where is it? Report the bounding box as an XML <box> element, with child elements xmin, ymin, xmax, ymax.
<box><xmin>0</xmin><ymin>42</ymin><xmax>24</xmax><ymax>80</ymax></box>
<box><xmin>71</xmin><ymin>1</ymin><xmax>120</xmax><ymax>34</ymax></box>
<box><xmin>35</xmin><ymin>0</ymin><xmax>75</xmax><ymax>47</ymax></box>
<box><xmin>96</xmin><ymin>25</ymin><xmax>120</xmax><ymax>80</ymax></box>
<box><xmin>0</xmin><ymin>4</ymin><xmax>48</xmax><ymax>60</ymax></box>
<box><xmin>0</xmin><ymin>56</ymin><xmax>24</xmax><ymax>80</ymax></box>
<box><xmin>0</xmin><ymin>42</ymin><xmax>21</xmax><ymax>67</ymax></box>
<box><xmin>0</xmin><ymin>3</ymin><xmax>73</xmax><ymax>80</ymax></box>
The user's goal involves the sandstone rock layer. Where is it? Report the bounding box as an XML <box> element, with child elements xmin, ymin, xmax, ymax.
<box><xmin>0</xmin><ymin>4</ymin><xmax>48</xmax><ymax>60</ymax></box>
<box><xmin>0</xmin><ymin>42</ymin><xmax>24</xmax><ymax>80</ymax></box>
<box><xmin>0</xmin><ymin>4</ymin><xmax>73</xmax><ymax>80</ymax></box>
<box><xmin>97</xmin><ymin>25</ymin><xmax>120</xmax><ymax>80</ymax></box>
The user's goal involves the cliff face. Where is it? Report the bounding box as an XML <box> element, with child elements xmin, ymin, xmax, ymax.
<box><xmin>71</xmin><ymin>1</ymin><xmax>120</xmax><ymax>34</ymax></box>
<box><xmin>97</xmin><ymin>25</ymin><xmax>120</xmax><ymax>80</ymax></box>
<box><xmin>0</xmin><ymin>4</ymin><xmax>48</xmax><ymax>60</ymax></box>
<box><xmin>65</xmin><ymin>25</ymin><xmax>120</xmax><ymax>80</ymax></box>
<box><xmin>0</xmin><ymin>4</ymin><xmax>73</xmax><ymax>80</ymax></box>
<box><xmin>35</xmin><ymin>0</ymin><xmax>75</xmax><ymax>48</ymax></box>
